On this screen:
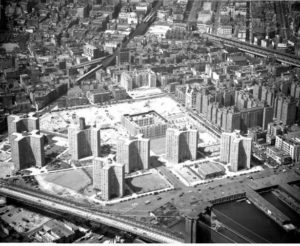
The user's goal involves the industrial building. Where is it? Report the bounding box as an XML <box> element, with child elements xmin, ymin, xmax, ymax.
<box><xmin>116</xmin><ymin>135</ymin><xmax>150</xmax><ymax>173</ymax></box>
<box><xmin>165</xmin><ymin>127</ymin><xmax>198</xmax><ymax>164</ymax></box>
<box><xmin>68</xmin><ymin>117</ymin><xmax>101</xmax><ymax>160</ymax></box>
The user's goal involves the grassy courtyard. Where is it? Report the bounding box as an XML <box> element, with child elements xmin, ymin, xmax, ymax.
<box><xmin>125</xmin><ymin>172</ymin><xmax>170</xmax><ymax>194</ymax></box>
<box><xmin>43</xmin><ymin>169</ymin><xmax>91</xmax><ymax>192</ymax></box>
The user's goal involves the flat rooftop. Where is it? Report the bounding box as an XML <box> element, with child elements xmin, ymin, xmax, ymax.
<box><xmin>124</xmin><ymin>110</ymin><xmax>168</xmax><ymax>126</ymax></box>
<box><xmin>0</xmin><ymin>205</ymin><xmax>51</xmax><ymax>233</ymax></box>
<box><xmin>198</xmin><ymin>162</ymin><xmax>225</xmax><ymax>176</ymax></box>
<box><xmin>283</xmin><ymin>130</ymin><xmax>300</xmax><ymax>144</ymax></box>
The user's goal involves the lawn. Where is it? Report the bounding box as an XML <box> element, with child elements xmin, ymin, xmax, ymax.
<box><xmin>125</xmin><ymin>172</ymin><xmax>170</xmax><ymax>194</ymax></box>
<box><xmin>43</xmin><ymin>169</ymin><xmax>91</xmax><ymax>191</ymax></box>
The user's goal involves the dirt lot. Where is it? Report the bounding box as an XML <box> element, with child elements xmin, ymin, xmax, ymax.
<box><xmin>43</xmin><ymin>169</ymin><xmax>91</xmax><ymax>191</ymax></box>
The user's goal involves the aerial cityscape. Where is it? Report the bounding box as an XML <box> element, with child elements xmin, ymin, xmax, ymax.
<box><xmin>1</xmin><ymin>0</ymin><xmax>300</xmax><ymax>243</ymax></box>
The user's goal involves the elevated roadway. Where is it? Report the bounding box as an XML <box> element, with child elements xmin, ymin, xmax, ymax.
<box><xmin>75</xmin><ymin>64</ymin><xmax>103</xmax><ymax>84</ymax></box>
<box><xmin>69</xmin><ymin>56</ymin><xmax>108</xmax><ymax>70</ymax></box>
<box><xmin>72</xmin><ymin>1</ymin><xmax>161</xmax><ymax>84</ymax></box>
<box><xmin>201</xmin><ymin>33</ymin><xmax>300</xmax><ymax>67</ymax></box>
<box><xmin>0</xmin><ymin>183</ymin><xmax>183</xmax><ymax>243</ymax></box>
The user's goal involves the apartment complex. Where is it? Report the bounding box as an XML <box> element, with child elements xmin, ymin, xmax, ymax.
<box><xmin>68</xmin><ymin>117</ymin><xmax>101</xmax><ymax>160</ymax></box>
<box><xmin>220</xmin><ymin>130</ymin><xmax>252</xmax><ymax>172</ymax></box>
<box><xmin>7</xmin><ymin>113</ymin><xmax>40</xmax><ymax>142</ymax></box>
<box><xmin>121</xmin><ymin>111</ymin><xmax>168</xmax><ymax>139</ymax></box>
<box><xmin>253</xmin><ymin>83</ymin><xmax>300</xmax><ymax>125</ymax></box>
<box><xmin>93</xmin><ymin>157</ymin><xmax>125</xmax><ymax>201</ymax></box>
<box><xmin>11</xmin><ymin>130</ymin><xmax>45</xmax><ymax>170</ymax></box>
<box><xmin>165</xmin><ymin>127</ymin><xmax>198</xmax><ymax>164</ymax></box>
<box><xmin>275</xmin><ymin>131</ymin><xmax>300</xmax><ymax>162</ymax></box>
<box><xmin>120</xmin><ymin>69</ymin><xmax>157</xmax><ymax>91</ymax></box>
<box><xmin>86</xmin><ymin>89</ymin><xmax>111</xmax><ymax>104</ymax></box>
<box><xmin>116</xmin><ymin>135</ymin><xmax>150</xmax><ymax>173</ymax></box>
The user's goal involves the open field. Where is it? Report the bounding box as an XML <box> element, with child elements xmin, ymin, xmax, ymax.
<box><xmin>40</xmin><ymin>95</ymin><xmax>185</xmax><ymax>146</ymax></box>
<box><xmin>126</xmin><ymin>172</ymin><xmax>170</xmax><ymax>194</ymax></box>
<box><xmin>42</xmin><ymin>169</ymin><xmax>91</xmax><ymax>191</ymax></box>
<box><xmin>38</xmin><ymin>166</ymin><xmax>171</xmax><ymax>200</ymax></box>
<box><xmin>40</xmin><ymin>95</ymin><xmax>217</xmax><ymax>152</ymax></box>
<box><xmin>41</xmin><ymin>95</ymin><xmax>184</xmax><ymax>130</ymax></box>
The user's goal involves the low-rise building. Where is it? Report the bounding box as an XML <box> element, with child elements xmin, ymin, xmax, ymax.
<box><xmin>109</xmin><ymin>85</ymin><xmax>128</xmax><ymax>101</ymax></box>
<box><xmin>275</xmin><ymin>131</ymin><xmax>300</xmax><ymax>162</ymax></box>
<box><xmin>83</xmin><ymin>44</ymin><xmax>103</xmax><ymax>60</ymax></box>
<box><xmin>86</xmin><ymin>89</ymin><xmax>111</xmax><ymax>104</ymax></box>
<box><xmin>266</xmin><ymin>146</ymin><xmax>292</xmax><ymax>165</ymax></box>
<box><xmin>217</xmin><ymin>25</ymin><xmax>232</xmax><ymax>37</ymax></box>
<box><xmin>197</xmin><ymin>162</ymin><xmax>226</xmax><ymax>179</ymax></box>
<box><xmin>29</xmin><ymin>220</ymin><xmax>80</xmax><ymax>243</ymax></box>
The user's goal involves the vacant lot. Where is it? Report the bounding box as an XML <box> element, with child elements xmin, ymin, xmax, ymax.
<box><xmin>43</xmin><ymin>169</ymin><xmax>91</xmax><ymax>191</ymax></box>
<box><xmin>126</xmin><ymin>172</ymin><xmax>170</xmax><ymax>194</ymax></box>
<box><xmin>40</xmin><ymin>95</ymin><xmax>184</xmax><ymax>135</ymax></box>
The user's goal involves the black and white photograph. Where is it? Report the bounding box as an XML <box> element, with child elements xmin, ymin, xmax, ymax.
<box><xmin>0</xmin><ymin>0</ymin><xmax>300</xmax><ymax>244</ymax></box>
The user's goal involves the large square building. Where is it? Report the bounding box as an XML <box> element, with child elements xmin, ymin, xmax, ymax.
<box><xmin>121</xmin><ymin>110</ymin><xmax>168</xmax><ymax>139</ymax></box>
